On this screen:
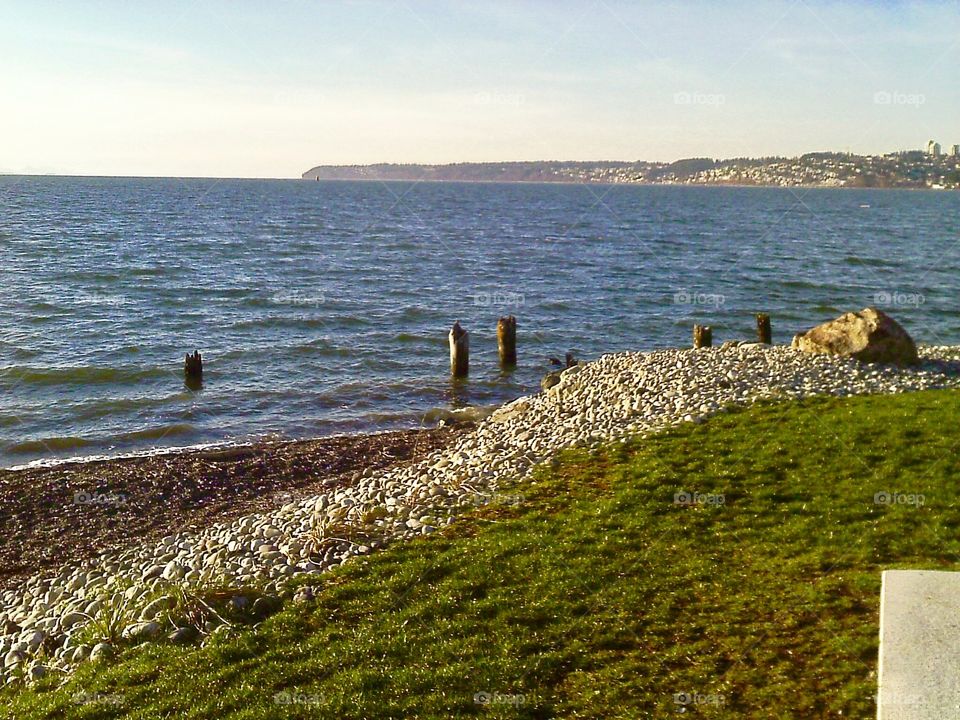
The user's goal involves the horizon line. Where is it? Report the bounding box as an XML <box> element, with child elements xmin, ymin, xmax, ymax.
<box><xmin>3</xmin><ymin>146</ymin><xmax>944</xmax><ymax>181</ymax></box>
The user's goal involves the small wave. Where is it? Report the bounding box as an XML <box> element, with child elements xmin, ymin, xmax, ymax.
<box><xmin>7</xmin><ymin>436</ymin><xmax>92</xmax><ymax>454</ymax></box>
<box><xmin>241</xmin><ymin>296</ymin><xmax>273</xmax><ymax>308</ymax></box>
<box><xmin>69</xmin><ymin>394</ymin><xmax>188</xmax><ymax>422</ymax></box>
<box><xmin>844</xmin><ymin>255</ymin><xmax>895</xmax><ymax>268</ymax></box>
<box><xmin>360</xmin><ymin>410</ymin><xmax>429</xmax><ymax>425</ymax></box>
<box><xmin>386</xmin><ymin>241</ymin><xmax>418</xmax><ymax>251</ymax></box>
<box><xmin>4</xmin><ymin>439</ymin><xmax>238</xmax><ymax>471</ymax></box>
<box><xmin>811</xmin><ymin>304</ymin><xmax>841</xmax><ymax>315</ymax></box>
<box><xmin>64</xmin><ymin>271</ymin><xmax>122</xmax><ymax>282</ymax></box>
<box><xmin>24</xmin><ymin>301</ymin><xmax>64</xmax><ymax>312</ymax></box>
<box><xmin>2</xmin><ymin>346</ymin><xmax>39</xmax><ymax>361</ymax></box>
<box><xmin>219</xmin><ymin>340</ymin><xmax>351</xmax><ymax>359</ymax></box>
<box><xmin>399</xmin><ymin>306</ymin><xmax>431</xmax><ymax>320</ymax></box>
<box><xmin>228</xmin><ymin>317</ymin><xmax>342</xmax><ymax>332</ymax></box>
<box><xmin>395</xmin><ymin>332</ymin><xmax>429</xmax><ymax>343</ymax></box>
<box><xmin>116</xmin><ymin>423</ymin><xmax>195</xmax><ymax>443</ymax></box>
<box><xmin>213</xmin><ymin>287</ymin><xmax>261</xmax><ymax>299</ymax></box>
<box><xmin>0</xmin><ymin>365</ymin><xmax>171</xmax><ymax>387</ymax></box>
<box><xmin>130</xmin><ymin>267</ymin><xmax>168</xmax><ymax>277</ymax></box>
<box><xmin>290</xmin><ymin>341</ymin><xmax>351</xmax><ymax>357</ymax></box>
<box><xmin>780</xmin><ymin>279</ymin><xmax>821</xmax><ymax>290</ymax></box>
<box><xmin>337</xmin><ymin>315</ymin><xmax>375</xmax><ymax>329</ymax></box>
<box><xmin>5</xmin><ymin>423</ymin><xmax>196</xmax><ymax>457</ymax></box>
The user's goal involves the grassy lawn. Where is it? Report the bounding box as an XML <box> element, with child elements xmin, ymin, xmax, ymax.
<box><xmin>4</xmin><ymin>390</ymin><xmax>960</xmax><ymax>719</ymax></box>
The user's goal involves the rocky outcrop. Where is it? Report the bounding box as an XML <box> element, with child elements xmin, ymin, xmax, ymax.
<box><xmin>792</xmin><ymin>308</ymin><xmax>918</xmax><ymax>365</ymax></box>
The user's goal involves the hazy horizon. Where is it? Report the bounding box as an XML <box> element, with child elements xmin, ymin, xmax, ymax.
<box><xmin>2</xmin><ymin>1</ymin><xmax>959</xmax><ymax>178</ymax></box>
<box><xmin>0</xmin><ymin>145</ymin><xmax>942</xmax><ymax>183</ymax></box>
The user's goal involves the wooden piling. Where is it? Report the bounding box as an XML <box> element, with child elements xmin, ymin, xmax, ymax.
<box><xmin>756</xmin><ymin>313</ymin><xmax>772</xmax><ymax>344</ymax></box>
<box><xmin>184</xmin><ymin>350</ymin><xmax>203</xmax><ymax>379</ymax></box>
<box><xmin>184</xmin><ymin>350</ymin><xmax>203</xmax><ymax>389</ymax></box>
<box><xmin>693</xmin><ymin>325</ymin><xmax>712</xmax><ymax>348</ymax></box>
<box><xmin>497</xmin><ymin>315</ymin><xmax>517</xmax><ymax>366</ymax></box>
<box><xmin>449</xmin><ymin>321</ymin><xmax>469</xmax><ymax>377</ymax></box>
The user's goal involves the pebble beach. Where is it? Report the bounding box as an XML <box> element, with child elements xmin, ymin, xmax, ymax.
<box><xmin>4</xmin><ymin>341</ymin><xmax>960</xmax><ymax>686</ymax></box>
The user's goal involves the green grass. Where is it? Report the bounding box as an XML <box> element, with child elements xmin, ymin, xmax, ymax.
<box><xmin>5</xmin><ymin>390</ymin><xmax>960</xmax><ymax>719</ymax></box>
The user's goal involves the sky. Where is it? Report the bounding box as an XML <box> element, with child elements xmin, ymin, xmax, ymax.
<box><xmin>1</xmin><ymin>0</ymin><xmax>959</xmax><ymax>178</ymax></box>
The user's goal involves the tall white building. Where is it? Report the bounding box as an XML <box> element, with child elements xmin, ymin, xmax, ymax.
<box><xmin>951</xmin><ymin>144</ymin><xmax>960</xmax><ymax>157</ymax></box>
<box><xmin>927</xmin><ymin>139</ymin><xmax>942</xmax><ymax>156</ymax></box>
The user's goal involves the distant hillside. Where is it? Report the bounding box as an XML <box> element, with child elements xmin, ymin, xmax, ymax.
<box><xmin>301</xmin><ymin>161</ymin><xmax>654</xmax><ymax>183</ymax></box>
<box><xmin>303</xmin><ymin>151</ymin><xmax>960</xmax><ymax>189</ymax></box>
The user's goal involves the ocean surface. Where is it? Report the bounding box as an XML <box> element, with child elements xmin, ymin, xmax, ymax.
<box><xmin>3</xmin><ymin>177</ymin><xmax>960</xmax><ymax>468</ymax></box>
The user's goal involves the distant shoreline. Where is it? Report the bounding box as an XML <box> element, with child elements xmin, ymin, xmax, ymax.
<box><xmin>300</xmin><ymin>176</ymin><xmax>946</xmax><ymax>191</ymax></box>
<box><xmin>303</xmin><ymin>152</ymin><xmax>960</xmax><ymax>190</ymax></box>
<box><xmin>0</xmin><ymin>174</ymin><xmax>951</xmax><ymax>190</ymax></box>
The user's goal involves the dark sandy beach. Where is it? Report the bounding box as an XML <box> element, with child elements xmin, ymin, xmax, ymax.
<box><xmin>0</xmin><ymin>425</ymin><xmax>469</xmax><ymax>590</ymax></box>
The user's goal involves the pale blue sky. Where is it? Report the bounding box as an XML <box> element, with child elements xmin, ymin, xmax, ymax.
<box><xmin>1</xmin><ymin>1</ymin><xmax>958</xmax><ymax>177</ymax></box>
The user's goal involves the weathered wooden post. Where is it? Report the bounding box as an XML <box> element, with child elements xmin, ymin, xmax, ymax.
<box><xmin>184</xmin><ymin>350</ymin><xmax>203</xmax><ymax>389</ymax></box>
<box><xmin>497</xmin><ymin>315</ymin><xmax>517</xmax><ymax>366</ymax></box>
<box><xmin>184</xmin><ymin>350</ymin><xmax>203</xmax><ymax>379</ymax></box>
<box><xmin>693</xmin><ymin>325</ymin><xmax>712</xmax><ymax>348</ymax></box>
<box><xmin>756</xmin><ymin>313</ymin><xmax>772</xmax><ymax>344</ymax></box>
<box><xmin>449</xmin><ymin>321</ymin><xmax>469</xmax><ymax>377</ymax></box>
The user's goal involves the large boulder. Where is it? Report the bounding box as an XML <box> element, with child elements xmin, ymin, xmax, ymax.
<box><xmin>791</xmin><ymin>307</ymin><xmax>918</xmax><ymax>365</ymax></box>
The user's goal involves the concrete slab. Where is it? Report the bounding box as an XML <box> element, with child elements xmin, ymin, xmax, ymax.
<box><xmin>878</xmin><ymin>570</ymin><xmax>960</xmax><ymax>719</ymax></box>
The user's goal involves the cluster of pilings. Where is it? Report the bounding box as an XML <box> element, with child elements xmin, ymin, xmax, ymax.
<box><xmin>181</xmin><ymin>316</ymin><xmax>519</xmax><ymax>385</ymax></box>
<box><xmin>693</xmin><ymin>313</ymin><xmax>772</xmax><ymax>349</ymax></box>
<box><xmin>182</xmin><ymin>312</ymin><xmax>776</xmax><ymax>384</ymax></box>
<box><xmin>448</xmin><ymin>315</ymin><xmax>516</xmax><ymax>378</ymax></box>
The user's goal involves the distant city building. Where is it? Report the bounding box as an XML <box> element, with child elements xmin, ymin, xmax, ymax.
<box><xmin>951</xmin><ymin>144</ymin><xmax>960</xmax><ymax>157</ymax></box>
<box><xmin>927</xmin><ymin>139</ymin><xmax>942</xmax><ymax>156</ymax></box>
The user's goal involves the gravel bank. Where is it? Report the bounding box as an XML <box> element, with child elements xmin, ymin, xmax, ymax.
<box><xmin>0</xmin><ymin>427</ymin><xmax>467</xmax><ymax>592</ymax></box>
<box><xmin>3</xmin><ymin>342</ymin><xmax>960</xmax><ymax>685</ymax></box>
